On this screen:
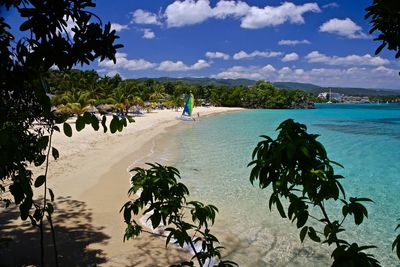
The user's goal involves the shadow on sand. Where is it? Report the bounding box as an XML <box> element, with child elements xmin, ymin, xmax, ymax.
<box><xmin>0</xmin><ymin>196</ymin><xmax>109</xmax><ymax>266</ymax></box>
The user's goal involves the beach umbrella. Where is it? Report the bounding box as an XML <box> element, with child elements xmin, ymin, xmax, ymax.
<box><xmin>87</xmin><ymin>106</ymin><xmax>98</xmax><ymax>114</ymax></box>
<box><xmin>96</xmin><ymin>104</ymin><xmax>112</xmax><ymax>114</ymax></box>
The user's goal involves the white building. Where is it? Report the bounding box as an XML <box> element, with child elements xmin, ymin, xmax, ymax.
<box><xmin>318</xmin><ymin>91</ymin><xmax>344</xmax><ymax>102</ymax></box>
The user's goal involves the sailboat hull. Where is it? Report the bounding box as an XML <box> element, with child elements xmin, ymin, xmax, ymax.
<box><xmin>176</xmin><ymin>115</ymin><xmax>194</xmax><ymax>121</ymax></box>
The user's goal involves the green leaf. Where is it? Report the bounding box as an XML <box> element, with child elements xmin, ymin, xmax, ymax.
<box><xmin>19</xmin><ymin>20</ymin><xmax>32</xmax><ymax>31</ymax></box>
<box><xmin>308</xmin><ymin>227</ymin><xmax>321</xmax><ymax>243</ymax></box>
<box><xmin>46</xmin><ymin>203</ymin><xmax>54</xmax><ymax>215</ymax></box>
<box><xmin>300</xmin><ymin>226</ymin><xmax>308</xmax><ymax>242</ymax></box>
<box><xmin>34</xmin><ymin>175</ymin><xmax>46</xmax><ymax>188</ymax></box>
<box><xmin>76</xmin><ymin>116</ymin><xmax>85</xmax><ymax>131</ymax></box>
<box><xmin>48</xmin><ymin>188</ymin><xmax>55</xmax><ymax>202</ymax></box>
<box><xmin>123</xmin><ymin>205</ymin><xmax>132</xmax><ymax>223</ymax></box>
<box><xmin>52</xmin><ymin>147</ymin><xmax>59</xmax><ymax>160</ymax></box>
<box><xmin>375</xmin><ymin>42</ymin><xmax>386</xmax><ymax>55</ymax></box>
<box><xmin>91</xmin><ymin>115</ymin><xmax>99</xmax><ymax>131</ymax></box>
<box><xmin>393</xmin><ymin>235</ymin><xmax>400</xmax><ymax>260</ymax></box>
<box><xmin>127</xmin><ymin>116</ymin><xmax>135</xmax><ymax>123</ymax></box>
<box><xmin>353</xmin><ymin>197</ymin><xmax>374</xmax><ymax>203</ymax></box>
<box><xmin>101</xmin><ymin>115</ymin><xmax>108</xmax><ymax>133</ymax></box>
<box><xmin>83</xmin><ymin>112</ymin><xmax>92</xmax><ymax>124</ymax></box>
<box><xmin>297</xmin><ymin>210</ymin><xmax>308</xmax><ymax>228</ymax></box>
<box><xmin>110</xmin><ymin>117</ymin><xmax>118</xmax><ymax>134</ymax></box>
<box><xmin>151</xmin><ymin>212</ymin><xmax>161</xmax><ymax>229</ymax></box>
<box><xmin>20</xmin><ymin>198</ymin><xmax>32</xmax><ymax>220</ymax></box>
<box><xmin>38</xmin><ymin>136</ymin><xmax>49</xmax><ymax>150</ymax></box>
<box><xmin>275</xmin><ymin>197</ymin><xmax>286</xmax><ymax>218</ymax></box>
<box><xmin>117</xmin><ymin>119</ymin><xmax>124</xmax><ymax>132</ymax></box>
<box><xmin>63</xmin><ymin>123</ymin><xmax>72</xmax><ymax>137</ymax></box>
<box><xmin>34</xmin><ymin>155</ymin><xmax>46</xmax><ymax>166</ymax></box>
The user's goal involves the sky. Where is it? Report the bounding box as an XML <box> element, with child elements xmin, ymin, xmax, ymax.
<box><xmin>5</xmin><ymin>0</ymin><xmax>400</xmax><ymax>89</ymax></box>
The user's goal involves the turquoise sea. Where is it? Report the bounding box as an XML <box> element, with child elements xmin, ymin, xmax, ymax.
<box><xmin>165</xmin><ymin>104</ymin><xmax>400</xmax><ymax>266</ymax></box>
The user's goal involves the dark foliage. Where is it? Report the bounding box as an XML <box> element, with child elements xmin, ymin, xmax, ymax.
<box><xmin>47</xmin><ymin>70</ymin><xmax>317</xmax><ymax>110</ymax></box>
<box><xmin>0</xmin><ymin>0</ymin><xmax>129</xmax><ymax>264</ymax></box>
<box><xmin>248</xmin><ymin>119</ymin><xmax>380</xmax><ymax>266</ymax></box>
<box><xmin>366</xmin><ymin>0</ymin><xmax>400</xmax><ymax>59</ymax></box>
<box><xmin>121</xmin><ymin>163</ymin><xmax>238</xmax><ymax>267</ymax></box>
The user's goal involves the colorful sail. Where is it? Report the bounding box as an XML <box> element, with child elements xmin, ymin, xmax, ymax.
<box><xmin>182</xmin><ymin>93</ymin><xmax>194</xmax><ymax>117</ymax></box>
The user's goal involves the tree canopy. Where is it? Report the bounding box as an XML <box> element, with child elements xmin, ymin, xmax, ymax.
<box><xmin>0</xmin><ymin>1</ymin><xmax>129</xmax><ymax>265</ymax></box>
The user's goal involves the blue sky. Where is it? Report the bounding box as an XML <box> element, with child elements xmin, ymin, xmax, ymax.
<box><xmin>5</xmin><ymin>1</ymin><xmax>400</xmax><ymax>89</ymax></box>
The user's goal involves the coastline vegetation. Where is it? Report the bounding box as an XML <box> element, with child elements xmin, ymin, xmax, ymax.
<box><xmin>47</xmin><ymin>69</ymin><xmax>317</xmax><ymax>113</ymax></box>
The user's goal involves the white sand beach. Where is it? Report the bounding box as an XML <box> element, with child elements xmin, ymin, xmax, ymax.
<box><xmin>0</xmin><ymin>107</ymin><xmax>243</xmax><ymax>266</ymax></box>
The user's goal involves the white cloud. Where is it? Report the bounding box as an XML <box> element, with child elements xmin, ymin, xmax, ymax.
<box><xmin>191</xmin><ymin>59</ymin><xmax>211</xmax><ymax>70</ymax></box>
<box><xmin>305</xmin><ymin>51</ymin><xmax>390</xmax><ymax>66</ymax></box>
<box><xmin>212</xmin><ymin>65</ymin><xmax>264</xmax><ymax>80</ymax></box>
<box><xmin>278</xmin><ymin>39</ymin><xmax>311</xmax><ymax>46</ymax></box>
<box><xmin>294</xmin><ymin>68</ymin><xmax>305</xmax><ymax>75</ymax></box>
<box><xmin>212</xmin><ymin>64</ymin><xmax>400</xmax><ymax>88</ymax></box>
<box><xmin>319</xmin><ymin>18</ymin><xmax>367</xmax><ymax>39</ymax></box>
<box><xmin>212</xmin><ymin>1</ymin><xmax>250</xmax><ymax>19</ymax></box>
<box><xmin>282</xmin><ymin>52</ymin><xmax>299</xmax><ymax>62</ymax></box>
<box><xmin>60</xmin><ymin>16</ymin><xmax>76</xmax><ymax>37</ymax></box>
<box><xmin>111</xmin><ymin>23</ymin><xmax>129</xmax><ymax>32</ymax></box>
<box><xmin>161</xmin><ymin>1</ymin><xmax>320</xmax><ymax>29</ymax></box>
<box><xmin>98</xmin><ymin>53</ymin><xmax>210</xmax><ymax>72</ymax></box>
<box><xmin>98</xmin><ymin>52</ymin><xmax>156</xmax><ymax>71</ymax></box>
<box><xmin>262</xmin><ymin>64</ymin><xmax>276</xmax><ymax>72</ymax></box>
<box><xmin>157</xmin><ymin>59</ymin><xmax>210</xmax><ymax>71</ymax></box>
<box><xmin>165</xmin><ymin>0</ymin><xmax>212</xmax><ymax>27</ymax></box>
<box><xmin>233</xmin><ymin>50</ymin><xmax>282</xmax><ymax>60</ymax></box>
<box><xmin>240</xmin><ymin>2</ymin><xmax>321</xmax><ymax>29</ymax></box>
<box><xmin>131</xmin><ymin>9</ymin><xmax>162</xmax><ymax>25</ymax></box>
<box><xmin>322</xmin><ymin>2</ymin><xmax>339</xmax><ymax>8</ymax></box>
<box><xmin>374</xmin><ymin>66</ymin><xmax>398</xmax><ymax>76</ymax></box>
<box><xmin>157</xmin><ymin>60</ymin><xmax>189</xmax><ymax>71</ymax></box>
<box><xmin>205</xmin><ymin>51</ymin><xmax>230</xmax><ymax>60</ymax></box>
<box><xmin>142</xmin><ymin>28</ymin><xmax>155</xmax><ymax>39</ymax></box>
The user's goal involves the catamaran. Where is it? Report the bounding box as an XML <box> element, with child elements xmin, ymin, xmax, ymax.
<box><xmin>177</xmin><ymin>93</ymin><xmax>195</xmax><ymax>121</ymax></box>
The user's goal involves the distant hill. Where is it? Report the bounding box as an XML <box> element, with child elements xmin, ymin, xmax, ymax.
<box><xmin>273</xmin><ymin>82</ymin><xmax>322</xmax><ymax>91</ymax></box>
<box><xmin>273</xmin><ymin>82</ymin><xmax>400</xmax><ymax>96</ymax></box>
<box><xmin>135</xmin><ymin>77</ymin><xmax>400</xmax><ymax>96</ymax></box>
<box><xmin>317</xmin><ymin>87</ymin><xmax>400</xmax><ymax>96</ymax></box>
<box><xmin>137</xmin><ymin>77</ymin><xmax>256</xmax><ymax>87</ymax></box>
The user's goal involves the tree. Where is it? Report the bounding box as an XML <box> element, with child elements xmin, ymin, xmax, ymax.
<box><xmin>366</xmin><ymin>0</ymin><xmax>400</xmax><ymax>259</ymax></box>
<box><xmin>52</xmin><ymin>88</ymin><xmax>93</xmax><ymax>114</ymax></box>
<box><xmin>0</xmin><ymin>1</ymin><xmax>130</xmax><ymax>265</ymax></box>
<box><xmin>249</xmin><ymin>119</ymin><xmax>380</xmax><ymax>266</ymax></box>
<box><xmin>366</xmin><ymin>0</ymin><xmax>400</xmax><ymax>59</ymax></box>
<box><xmin>121</xmin><ymin>164</ymin><xmax>238</xmax><ymax>267</ymax></box>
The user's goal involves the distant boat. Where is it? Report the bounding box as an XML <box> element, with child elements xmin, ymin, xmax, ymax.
<box><xmin>177</xmin><ymin>93</ymin><xmax>195</xmax><ymax>121</ymax></box>
<box><xmin>327</xmin><ymin>88</ymin><xmax>333</xmax><ymax>104</ymax></box>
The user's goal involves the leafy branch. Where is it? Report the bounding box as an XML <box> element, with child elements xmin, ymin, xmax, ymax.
<box><xmin>121</xmin><ymin>163</ymin><xmax>237</xmax><ymax>267</ymax></box>
<box><xmin>393</xmin><ymin>220</ymin><xmax>400</xmax><ymax>260</ymax></box>
<box><xmin>248</xmin><ymin>119</ymin><xmax>380</xmax><ymax>266</ymax></box>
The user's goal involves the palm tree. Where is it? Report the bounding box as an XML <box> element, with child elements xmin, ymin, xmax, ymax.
<box><xmin>53</xmin><ymin>88</ymin><xmax>93</xmax><ymax>115</ymax></box>
<box><xmin>109</xmin><ymin>86</ymin><xmax>133</xmax><ymax>114</ymax></box>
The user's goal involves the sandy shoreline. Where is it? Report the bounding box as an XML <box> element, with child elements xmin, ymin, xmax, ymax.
<box><xmin>0</xmin><ymin>107</ymin><xmax>243</xmax><ymax>266</ymax></box>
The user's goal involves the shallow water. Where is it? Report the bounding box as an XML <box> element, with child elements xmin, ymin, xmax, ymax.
<box><xmin>166</xmin><ymin>104</ymin><xmax>400</xmax><ymax>266</ymax></box>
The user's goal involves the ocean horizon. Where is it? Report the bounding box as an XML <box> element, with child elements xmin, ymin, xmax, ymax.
<box><xmin>162</xmin><ymin>103</ymin><xmax>400</xmax><ymax>266</ymax></box>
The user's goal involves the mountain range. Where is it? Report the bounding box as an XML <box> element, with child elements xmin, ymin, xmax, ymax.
<box><xmin>137</xmin><ymin>77</ymin><xmax>400</xmax><ymax>96</ymax></box>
